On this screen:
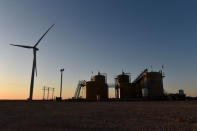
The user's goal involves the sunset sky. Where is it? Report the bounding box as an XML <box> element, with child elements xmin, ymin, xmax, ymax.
<box><xmin>0</xmin><ymin>0</ymin><xmax>197</xmax><ymax>99</ymax></box>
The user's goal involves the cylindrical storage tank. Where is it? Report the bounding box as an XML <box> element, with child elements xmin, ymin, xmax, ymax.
<box><xmin>118</xmin><ymin>83</ymin><xmax>132</xmax><ymax>99</ymax></box>
<box><xmin>117</xmin><ymin>74</ymin><xmax>129</xmax><ymax>83</ymax></box>
<box><xmin>179</xmin><ymin>89</ymin><xmax>184</xmax><ymax>95</ymax></box>
<box><xmin>96</xmin><ymin>83</ymin><xmax>108</xmax><ymax>100</ymax></box>
<box><xmin>85</xmin><ymin>81</ymin><xmax>97</xmax><ymax>100</ymax></box>
<box><xmin>93</xmin><ymin>73</ymin><xmax>106</xmax><ymax>83</ymax></box>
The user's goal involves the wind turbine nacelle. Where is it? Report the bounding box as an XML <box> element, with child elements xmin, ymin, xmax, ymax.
<box><xmin>35</xmin><ymin>48</ymin><xmax>39</xmax><ymax>51</ymax></box>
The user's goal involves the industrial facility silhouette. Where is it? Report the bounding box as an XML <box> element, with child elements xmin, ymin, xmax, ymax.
<box><xmin>74</xmin><ymin>69</ymin><xmax>166</xmax><ymax>100</ymax></box>
<box><xmin>9</xmin><ymin>25</ymin><xmax>185</xmax><ymax>101</ymax></box>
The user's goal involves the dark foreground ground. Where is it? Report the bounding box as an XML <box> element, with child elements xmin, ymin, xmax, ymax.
<box><xmin>0</xmin><ymin>101</ymin><xmax>197</xmax><ymax>131</ymax></box>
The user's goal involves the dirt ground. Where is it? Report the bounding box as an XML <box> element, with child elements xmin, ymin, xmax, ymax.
<box><xmin>0</xmin><ymin>101</ymin><xmax>197</xmax><ymax>131</ymax></box>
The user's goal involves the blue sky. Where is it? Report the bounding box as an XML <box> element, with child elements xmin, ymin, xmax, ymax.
<box><xmin>0</xmin><ymin>0</ymin><xmax>197</xmax><ymax>99</ymax></box>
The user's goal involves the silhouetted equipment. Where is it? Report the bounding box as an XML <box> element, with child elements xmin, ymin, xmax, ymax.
<box><xmin>42</xmin><ymin>86</ymin><xmax>46</xmax><ymax>100</ymax></box>
<box><xmin>52</xmin><ymin>88</ymin><xmax>55</xmax><ymax>100</ymax></box>
<box><xmin>132</xmin><ymin>69</ymin><xmax>148</xmax><ymax>98</ymax></box>
<box><xmin>74</xmin><ymin>68</ymin><xmax>165</xmax><ymax>100</ymax></box>
<box><xmin>74</xmin><ymin>80</ymin><xmax>85</xmax><ymax>99</ymax></box>
<box><xmin>42</xmin><ymin>86</ymin><xmax>55</xmax><ymax>100</ymax></box>
<box><xmin>47</xmin><ymin>87</ymin><xmax>50</xmax><ymax>100</ymax></box>
<box><xmin>116</xmin><ymin>72</ymin><xmax>136</xmax><ymax>99</ymax></box>
<box><xmin>168</xmin><ymin>89</ymin><xmax>186</xmax><ymax>100</ymax></box>
<box><xmin>84</xmin><ymin>72</ymin><xmax>108</xmax><ymax>100</ymax></box>
<box><xmin>132</xmin><ymin>69</ymin><xmax>164</xmax><ymax>99</ymax></box>
<box><xmin>179</xmin><ymin>89</ymin><xmax>184</xmax><ymax>95</ymax></box>
<box><xmin>10</xmin><ymin>24</ymin><xmax>55</xmax><ymax>100</ymax></box>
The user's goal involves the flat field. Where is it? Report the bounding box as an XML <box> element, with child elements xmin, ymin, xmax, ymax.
<box><xmin>0</xmin><ymin>101</ymin><xmax>197</xmax><ymax>131</ymax></box>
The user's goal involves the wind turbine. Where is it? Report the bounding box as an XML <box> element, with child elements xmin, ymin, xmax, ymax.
<box><xmin>10</xmin><ymin>24</ymin><xmax>55</xmax><ymax>100</ymax></box>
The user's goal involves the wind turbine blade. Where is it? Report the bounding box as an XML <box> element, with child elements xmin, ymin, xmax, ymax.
<box><xmin>10</xmin><ymin>44</ymin><xmax>33</xmax><ymax>49</ymax></box>
<box><xmin>34</xmin><ymin>24</ymin><xmax>55</xmax><ymax>47</ymax></box>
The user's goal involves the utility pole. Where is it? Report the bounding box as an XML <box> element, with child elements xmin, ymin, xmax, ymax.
<box><xmin>52</xmin><ymin>88</ymin><xmax>55</xmax><ymax>100</ymax></box>
<box><xmin>60</xmin><ymin>68</ymin><xmax>64</xmax><ymax>100</ymax></box>
<box><xmin>42</xmin><ymin>86</ymin><xmax>46</xmax><ymax>100</ymax></box>
<box><xmin>47</xmin><ymin>87</ymin><xmax>50</xmax><ymax>100</ymax></box>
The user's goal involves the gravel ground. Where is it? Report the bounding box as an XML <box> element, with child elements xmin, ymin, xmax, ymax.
<box><xmin>0</xmin><ymin>101</ymin><xmax>196</xmax><ymax>131</ymax></box>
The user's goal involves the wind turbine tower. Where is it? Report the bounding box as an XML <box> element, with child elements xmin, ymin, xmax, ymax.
<box><xmin>10</xmin><ymin>24</ymin><xmax>55</xmax><ymax>100</ymax></box>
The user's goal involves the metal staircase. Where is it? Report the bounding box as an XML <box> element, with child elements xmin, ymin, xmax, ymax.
<box><xmin>73</xmin><ymin>80</ymin><xmax>85</xmax><ymax>99</ymax></box>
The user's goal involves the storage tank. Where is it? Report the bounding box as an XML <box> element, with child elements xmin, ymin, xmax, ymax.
<box><xmin>116</xmin><ymin>72</ymin><xmax>136</xmax><ymax>99</ymax></box>
<box><xmin>118</xmin><ymin>83</ymin><xmax>136</xmax><ymax>99</ymax></box>
<box><xmin>117</xmin><ymin>72</ymin><xmax>130</xmax><ymax>83</ymax></box>
<box><xmin>93</xmin><ymin>72</ymin><xmax>106</xmax><ymax>83</ymax></box>
<box><xmin>85</xmin><ymin>81</ymin><xmax>97</xmax><ymax>100</ymax></box>
<box><xmin>179</xmin><ymin>89</ymin><xmax>184</xmax><ymax>95</ymax></box>
<box><xmin>84</xmin><ymin>72</ymin><xmax>108</xmax><ymax>100</ymax></box>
